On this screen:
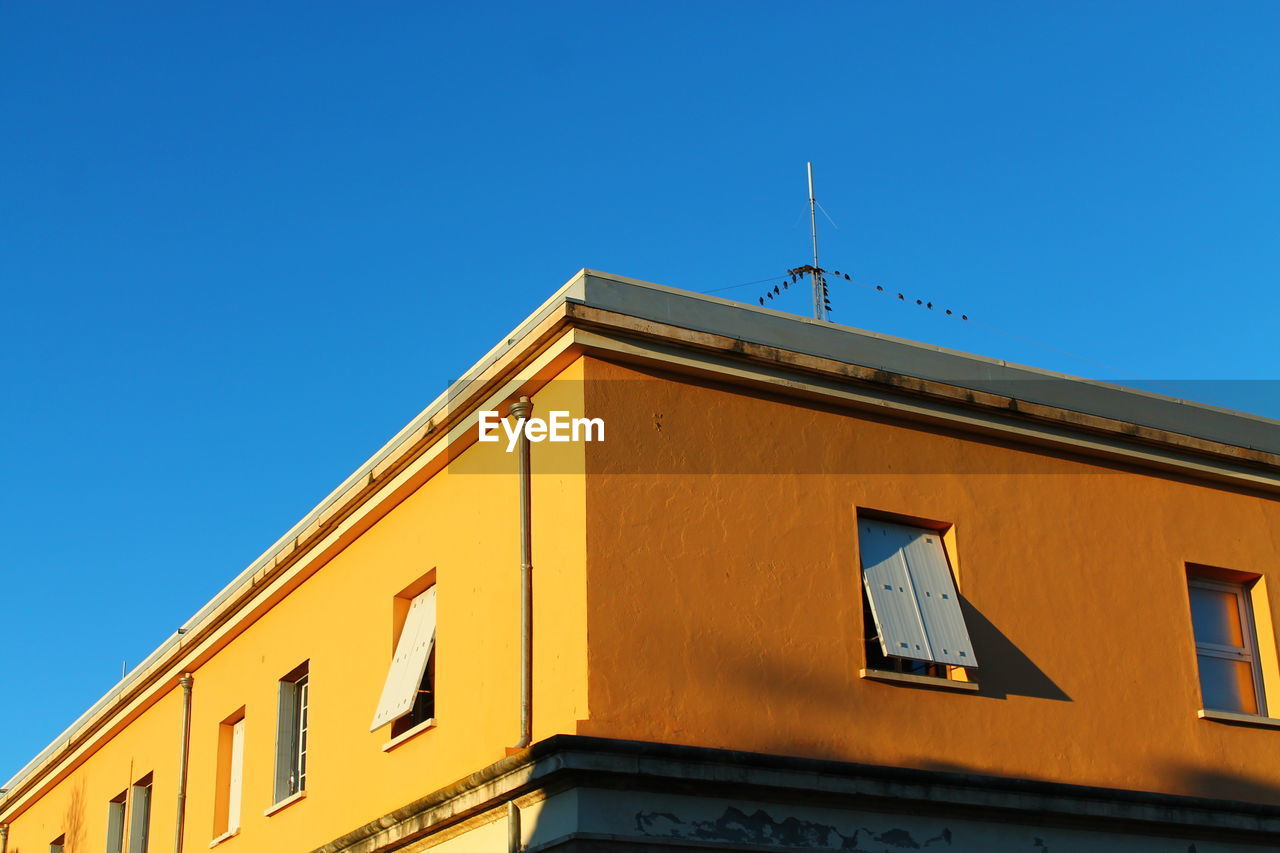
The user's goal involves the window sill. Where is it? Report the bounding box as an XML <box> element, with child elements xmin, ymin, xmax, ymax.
<box><xmin>860</xmin><ymin>668</ymin><xmax>979</xmax><ymax>692</ymax></box>
<box><xmin>263</xmin><ymin>790</ymin><xmax>306</xmax><ymax>817</ymax></box>
<box><xmin>1197</xmin><ymin>708</ymin><xmax>1280</xmax><ymax>729</ymax></box>
<box><xmin>382</xmin><ymin>718</ymin><xmax>436</xmax><ymax>752</ymax></box>
<box><xmin>209</xmin><ymin>828</ymin><xmax>239</xmax><ymax>848</ymax></box>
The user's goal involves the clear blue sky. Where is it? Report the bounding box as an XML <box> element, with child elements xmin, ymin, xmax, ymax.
<box><xmin>2</xmin><ymin>1</ymin><xmax>1278</xmax><ymax>779</ymax></box>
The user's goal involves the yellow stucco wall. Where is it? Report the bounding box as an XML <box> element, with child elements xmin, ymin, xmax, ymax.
<box><xmin>3</xmin><ymin>360</ymin><xmax>588</xmax><ymax>853</ymax></box>
<box><xmin>579</xmin><ymin>356</ymin><xmax>1280</xmax><ymax>805</ymax></box>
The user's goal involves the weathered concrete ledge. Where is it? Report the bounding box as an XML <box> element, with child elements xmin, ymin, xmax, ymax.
<box><xmin>312</xmin><ymin>736</ymin><xmax>1280</xmax><ymax>853</ymax></box>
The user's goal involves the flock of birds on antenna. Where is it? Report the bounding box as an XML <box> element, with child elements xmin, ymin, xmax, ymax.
<box><xmin>754</xmin><ymin>265</ymin><xmax>831</xmax><ymax>313</ymax></box>
<box><xmin>755</xmin><ymin>267</ymin><xmax>969</xmax><ymax>322</ymax></box>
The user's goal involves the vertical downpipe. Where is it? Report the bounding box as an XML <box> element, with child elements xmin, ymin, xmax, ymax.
<box><xmin>174</xmin><ymin>673</ymin><xmax>194</xmax><ymax>853</ymax></box>
<box><xmin>509</xmin><ymin>396</ymin><xmax>534</xmax><ymax>750</ymax></box>
<box><xmin>506</xmin><ymin>800</ymin><xmax>522</xmax><ymax>853</ymax></box>
<box><xmin>1</xmin><ymin>821</ymin><xmax>9</xmax><ymax>853</ymax></box>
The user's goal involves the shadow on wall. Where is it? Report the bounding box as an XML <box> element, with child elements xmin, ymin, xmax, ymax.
<box><xmin>1165</xmin><ymin>762</ymin><xmax>1280</xmax><ymax>807</ymax></box>
<box><xmin>65</xmin><ymin>779</ymin><xmax>85</xmax><ymax>853</ymax></box>
<box><xmin>7</xmin><ymin>781</ymin><xmax>85</xmax><ymax>853</ymax></box>
<box><xmin>960</xmin><ymin>596</ymin><xmax>1070</xmax><ymax>702</ymax></box>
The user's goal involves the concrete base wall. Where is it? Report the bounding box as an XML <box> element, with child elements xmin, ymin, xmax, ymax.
<box><xmin>317</xmin><ymin>737</ymin><xmax>1280</xmax><ymax>853</ymax></box>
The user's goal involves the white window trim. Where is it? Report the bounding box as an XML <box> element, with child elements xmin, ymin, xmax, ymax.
<box><xmin>380</xmin><ymin>717</ymin><xmax>437</xmax><ymax>752</ymax></box>
<box><xmin>263</xmin><ymin>789</ymin><xmax>306</xmax><ymax>817</ymax></box>
<box><xmin>1197</xmin><ymin>708</ymin><xmax>1280</xmax><ymax>728</ymax></box>
<box><xmin>295</xmin><ymin>676</ymin><xmax>308</xmax><ymax>793</ymax></box>
<box><xmin>208</xmin><ymin>828</ymin><xmax>239</xmax><ymax>848</ymax></box>
<box><xmin>859</xmin><ymin>668</ymin><xmax>979</xmax><ymax>692</ymax></box>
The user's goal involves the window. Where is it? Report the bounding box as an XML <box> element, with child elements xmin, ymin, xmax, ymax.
<box><xmin>274</xmin><ymin>663</ymin><xmax>309</xmax><ymax>803</ymax></box>
<box><xmin>214</xmin><ymin>711</ymin><xmax>246</xmax><ymax>836</ymax></box>
<box><xmin>858</xmin><ymin>517</ymin><xmax>978</xmax><ymax>675</ymax></box>
<box><xmin>106</xmin><ymin>790</ymin><xmax>127</xmax><ymax>853</ymax></box>
<box><xmin>370</xmin><ymin>585</ymin><xmax>437</xmax><ymax>734</ymax></box>
<box><xmin>392</xmin><ymin>651</ymin><xmax>436</xmax><ymax>738</ymax></box>
<box><xmin>1189</xmin><ymin>576</ymin><xmax>1266</xmax><ymax>716</ymax></box>
<box><xmin>50</xmin><ymin>834</ymin><xmax>65</xmax><ymax>853</ymax></box>
<box><xmin>128</xmin><ymin>773</ymin><xmax>152</xmax><ymax>853</ymax></box>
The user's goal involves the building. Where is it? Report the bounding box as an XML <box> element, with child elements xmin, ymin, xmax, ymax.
<box><xmin>3</xmin><ymin>270</ymin><xmax>1280</xmax><ymax>853</ymax></box>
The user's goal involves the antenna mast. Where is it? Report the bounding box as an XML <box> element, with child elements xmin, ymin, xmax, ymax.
<box><xmin>762</xmin><ymin>163</ymin><xmax>834</xmax><ymax>317</ymax></box>
<box><xmin>807</xmin><ymin>162</ymin><xmax>827</xmax><ymax>321</ymax></box>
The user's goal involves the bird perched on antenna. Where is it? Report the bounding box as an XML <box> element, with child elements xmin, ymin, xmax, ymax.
<box><xmin>756</xmin><ymin>162</ymin><xmax>841</xmax><ymax>317</ymax></box>
<box><xmin>758</xmin><ymin>263</ymin><xmax>838</xmax><ymax>315</ymax></box>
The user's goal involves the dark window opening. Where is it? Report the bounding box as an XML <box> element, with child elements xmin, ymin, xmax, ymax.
<box><xmin>862</xmin><ymin>593</ymin><xmax>947</xmax><ymax>678</ymax></box>
<box><xmin>391</xmin><ymin>649</ymin><xmax>435</xmax><ymax>737</ymax></box>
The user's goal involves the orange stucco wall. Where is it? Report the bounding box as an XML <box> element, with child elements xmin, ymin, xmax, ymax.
<box><xmin>3</xmin><ymin>361</ymin><xmax>588</xmax><ymax>853</ymax></box>
<box><xmin>579</xmin><ymin>356</ymin><xmax>1280</xmax><ymax>805</ymax></box>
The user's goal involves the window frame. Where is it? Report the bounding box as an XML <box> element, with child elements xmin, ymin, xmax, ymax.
<box><xmin>1189</xmin><ymin>576</ymin><xmax>1267</xmax><ymax>716</ymax></box>
<box><xmin>127</xmin><ymin>773</ymin><xmax>152</xmax><ymax>853</ymax></box>
<box><xmin>106</xmin><ymin>789</ymin><xmax>127</xmax><ymax>853</ymax></box>
<box><xmin>372</xmin><ymin>577</ymin><xmax>439</xmax><ymax>740</ymax></box>
<box><xmin>214</xmin><ymin>708</ymin><xmax>247</xmax><ymax>838</ymax></box>
<box><xmin>273</xmin><ymin>662</ymin><xmax>310</xmax><ymax>805</ymax></box>
<box><xmin>390</xmin><ymin>649</ymin><xmax>435</xmax><ymax>739</ymax></box>
<box><xmin>856</xmin><ymin>513</ymin><xmax>977</xmax><ymax>683</ymax></box>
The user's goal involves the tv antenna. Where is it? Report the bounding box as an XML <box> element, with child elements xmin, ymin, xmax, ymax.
<box><xmin>789</xmin><ymin>162</ymin><xmax>831</xmax><ymax>320</ymax></box>
<box><xmin>754</xmin><ymin>162</ymin><xmax>833</xmax><ymax>318</ymax></box>
<box><xmin>807</xmin><ymin>163</ymin><xmax>825</xmax><ymax>320</ymax></box>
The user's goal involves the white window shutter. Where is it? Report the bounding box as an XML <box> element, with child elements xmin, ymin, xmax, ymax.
<box><xmin>859</xmin><ymin>519</ymin><xmax>931</xmax><ymax>661</ymax></box>
<box><xmin>106</xmin><ymin>800</ymin><xmax>126</xmax><ymax>853</ymax></box>
<box><xmin>370</xmin><ymin>586</ymin><xmax>437</xmax><ymax>731</ymax></box>
<box><xmin>900</xmin><ymin>527</ymin><xmax>978</xmax><ymax>667</ymax></box>
<box><xmin>858</xmin><ymin>519</ymin><xmax>978</xmax><ymax>668</ymax></box>
<box><xmin>227</xmin><ymin>719</ymin><xmax>245</xmax><ymax>830</ymax></box>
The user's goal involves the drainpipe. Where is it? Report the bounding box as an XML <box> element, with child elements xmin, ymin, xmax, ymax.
<box><xmin>1</xmin><ymin>821</ymin><xmax>9</xmax><ymax>853</ymax></box>
<box><xmin>509</xmin><ymin>396</ymin><xmax>534</xmax><ymax>749</ymax></box>
<box><xmin>174</xmin><ymin>673</ymin><xmax>194</xmax><ymax>853</ymax></box>
<box><xmin>506</xmin><ymin>800</ymin><xmax>521</xmax><ymax>853</ymax></box>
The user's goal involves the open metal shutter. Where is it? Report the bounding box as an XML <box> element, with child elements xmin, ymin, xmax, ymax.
<box><xmin>859</xmin><ymin>519</ymin><xmax>931</xmax><ymax>661</ymax></box>
<box><xmin>858</xmin><ymin>519</ymin><xmax>978</xmax><ymax>668</ymax></box>
<box><xmin>370</xmin><ymin>586</ymin><xmax>437</xmax><ymax>731</ymax></box>
<box><xmin>127</xmin><ymin>782</ymin><xmax>151</xmax><ymax>853</ymax></box>
<box><xmin>900</xmin><ymin>527</ymin><xmax>977</xmax><ymax>667</ymax></box>
<box><xmin>106</xmin><ymin>800</ymin><xmax>126</xmax><ymax>853</ymax></box>
<box><xmin>274</xmin><ymin>683</ymin><xmax>298</xmax><ymax>801</ymax></box>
